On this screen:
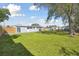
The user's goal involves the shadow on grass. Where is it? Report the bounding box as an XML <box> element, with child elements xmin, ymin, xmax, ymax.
<box><xmin>39</xmin><ymin>31</ymin><xmax>68</xmax><ymax>35</ymax></box>
<box><xmin>59</xmin><ymin>47</ymin><xmax>79</xmax><ymax>56</ymax></box>
<box><xmin>0</xmin><ymin>33</ymin><xmax>33</xmax><ymax>56</ymax></box>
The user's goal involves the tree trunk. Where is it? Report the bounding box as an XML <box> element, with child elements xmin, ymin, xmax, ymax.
<box><xmin>0</xmin><ymin>26</ymin><xmax>3</xmax><ymax>36</ymax></box>
<box><xmin>68</xmin><ymin>15</ymin><xmax>76</xmax><ymax>36</ymax></box>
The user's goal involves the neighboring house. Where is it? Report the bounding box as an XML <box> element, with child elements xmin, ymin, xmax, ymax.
<box><xmin>45</xmin><ymin>25</ymin><xmax>59</xmax><ymax>31</ymax></box>
<box><xmin>43</xmin><ymin>25</ymin><xmax>66</xmax><ymax>31</ymax></box>
<box><xmin>4</xmin><ymin>26</ymin><xmax>17</xmax><ymax>34</ymax></box>
<box><xmin>48</xmin><ymin>25</ymin><xmax>58</xmax><ymax>30</ymax></box>
<box><xmin>15</xmin><ymin>25</ymin><xmax>41</xmax><ymax>33</ymax></box>
<box><xmin>0</xmin><ymin>25</ymin><xmax>41</xmax><ymax>34</ymax></box>
<box><xmin>0</xmin><ymin>25</ymin><xmax>67</xmax><ymax>35</ymax></box>
<box><xmin>0</xmin><ymin>25</ymin><xmax>16</xmax><ymax>35</ymax></box>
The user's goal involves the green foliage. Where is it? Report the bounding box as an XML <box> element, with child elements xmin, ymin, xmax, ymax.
<box><xmin>36</xmin><ymin>3</ymin><xmax>79</xmax><ymax>35</ymax></box>
<box><xmin>0</xmin><ymin>34</ymin><xmax>33</xmax><ymax>56</ymax></box>
<box><xmin>0</xmin><ymin>8</ymin><xmax>10</xmax><ymax>22</ymax></box>
<box><xmin>39</xmin><ymin>4</ymin><xmax>79</xmax><ymax>23</ymax></box>
<box><xmin>31</xmin><ymin>23</ymin><xmax>40</xmax><ymax>27</ymax></box>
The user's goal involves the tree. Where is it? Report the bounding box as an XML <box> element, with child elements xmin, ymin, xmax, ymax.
<box><xmin>36</xmin><ymin>3</ymin><xmax>79</xmax><ymax>36</ymax></box>
<box><xmin>0</xmin><ymin>8</ymin><xmax>10</xmax><ymax>22</ymax></box>
<box><xmin>0</xmin><ymin>8</ymin><xmax>10</xmax><ymax>36</ymax></box>
<box><xmin>31</xmin><ymin>23</ymin><xmax>40</xmax><ymax>28</ymax></box>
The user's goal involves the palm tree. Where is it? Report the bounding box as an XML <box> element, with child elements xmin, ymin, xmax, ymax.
<box><xmin>36</xmin><ymin>3</ymin><xmax>79</xmax><ymax>36</ymax></box>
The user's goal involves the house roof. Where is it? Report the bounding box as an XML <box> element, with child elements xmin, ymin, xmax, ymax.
<box><xmin>15</xmin><ymin>25</ymin><xmax>43</xmax><ymax>28</ymax></box>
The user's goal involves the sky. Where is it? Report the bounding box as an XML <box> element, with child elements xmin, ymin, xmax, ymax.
<box><xmin>0</xmin><ymin>3</ymin><xmax>64</xmax><ymax>27</ymax></box>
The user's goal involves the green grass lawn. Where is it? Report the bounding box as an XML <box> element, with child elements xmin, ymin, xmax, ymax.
<box><xmin>0</xmin><ymin>31</ymin><xmax>79</xmax><ymax>56</ymax></box>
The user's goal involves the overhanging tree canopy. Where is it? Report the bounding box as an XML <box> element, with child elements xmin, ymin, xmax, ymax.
<box><xmin>35</xmin><ymin>3</ymin><xmax>79</xmax><ymax>36</ymax></box>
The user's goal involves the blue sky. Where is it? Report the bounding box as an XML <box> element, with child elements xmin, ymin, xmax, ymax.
<box><xmin>0</xmin><ymin>3</ymin><xmax>63</xmax><ymax>27</ymax></box>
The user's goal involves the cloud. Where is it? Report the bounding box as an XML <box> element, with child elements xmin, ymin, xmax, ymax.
<box><xmin>11</xmin><ymin>13</ymin><xmax>25</xmax><ymax>17</ymax></box>
<box><xmin>3</xmin><ymin>4</ymin><xmax>21</xmax><ymax>14</ymax></box>
<box><xmin>29</xmin><ymin>5</ymin><xmax>40</xmax><ymax>11</ymax></box>
<box><xmin>3</xmin><ymin>4</ymin><xmax>25</xmax><ymax>17</ymax></box>
<box><xmin>40</xmin><ymin>19</ymin><xmax>45</xmax><ymax>23</ymax></box>
<box><xmin>30</xmin><ymin>16</ymin><xmax>37</xmax><ymax>19</ymax></box>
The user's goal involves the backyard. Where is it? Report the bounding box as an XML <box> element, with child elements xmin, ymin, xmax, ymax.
<box><xmin>0</xmin><ymin>31</ymin><xmax>79</xmax><ymax>56</ymax></box>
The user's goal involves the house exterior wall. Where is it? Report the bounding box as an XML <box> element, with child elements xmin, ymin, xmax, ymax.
<box><xmin>4</xmin><ymin>26</ymin><xmax>16</xmax><ymax>34</ymax></box>
<box><xmin>26</xmin><ymin>28</ymin><xmax>39</xmax><ymax>32</ymax></box>
<box><xmin>20</xmin><ymin>27</ymin><xmax>27</xmax><ymax>33</ymax></box>
<box><xmin>0</xmin><ymin>26</ymin><xmax>40</xmax><ymax>35</ymax></box>
<box><xmin>16</xmin><ymin>26</ymin><xmax>40</xmax><ymax>33</ymax></box>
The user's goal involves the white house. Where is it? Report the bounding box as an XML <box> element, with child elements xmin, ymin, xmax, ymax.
<box><xmin>15</xmin><ymin>25</ymin><xmax>42</xmax><ymax>33</ymax></box>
